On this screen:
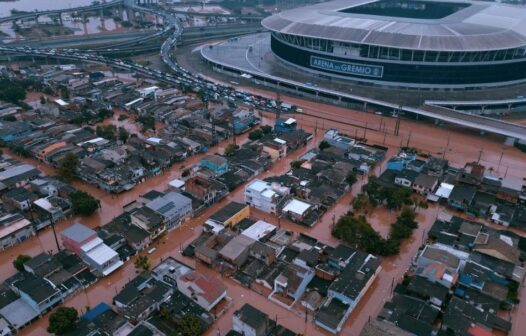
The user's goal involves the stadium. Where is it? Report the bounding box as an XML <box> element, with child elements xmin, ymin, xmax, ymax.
<box><xmin>261</xmin><ymin>0</ymin><xmax>526</xmax><ymax>89</ymax></box>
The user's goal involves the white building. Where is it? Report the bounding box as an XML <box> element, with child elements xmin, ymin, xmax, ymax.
<box><xmin>241</xmin><ymin>220</ymin><xmax>276</xmax><ymax>241</ymax></box>
<box><xmin>80</xmin><ymin>237</ymin><xmax>123</xmax><ymax>277</ymax></box>
<box><xmin>244</xmin><ymin>180</ymin><xmax>289</xmax><ymax>214</ymax></box>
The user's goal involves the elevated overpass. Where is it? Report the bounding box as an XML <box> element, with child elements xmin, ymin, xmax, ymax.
<box><xmin>0</xmin><ymin>0</ymin><xmax>123</xmax><ymax>24</ymax></box>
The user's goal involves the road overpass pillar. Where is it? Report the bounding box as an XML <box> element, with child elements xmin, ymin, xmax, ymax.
<box><xmin>504</xmin><ymin>137</ymin><xmax>517</xmax><ymax>146</ymax></box>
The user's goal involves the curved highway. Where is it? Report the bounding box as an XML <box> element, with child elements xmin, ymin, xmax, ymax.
<box><xmin>0</xmin><ymin>0</ymin><xmax>123</xmax><ymax>24</ymax></box>
<box><xmin>0</xmin><ymin>0</ymin><xmax>525</xmax><ymax>141</ymax></box>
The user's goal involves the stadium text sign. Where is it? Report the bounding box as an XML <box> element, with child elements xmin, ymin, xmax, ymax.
<box><xmin>310</xmin><ymin>56</ymin><xmax>384</xmax><ymax>78</ymax></box>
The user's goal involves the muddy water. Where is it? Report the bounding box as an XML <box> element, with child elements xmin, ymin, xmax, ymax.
<box><xmin>5</xmin><ymin>101</ymin><xmax>526</xmax><ymax>335</ymax></box>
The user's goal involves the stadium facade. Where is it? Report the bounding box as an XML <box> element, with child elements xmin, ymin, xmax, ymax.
<box><xmin>261</xmin><ymin>0</ymin><xmax>526</xmax><ymax>88</ymax></box>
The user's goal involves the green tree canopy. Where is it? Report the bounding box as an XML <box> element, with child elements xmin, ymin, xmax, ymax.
<box><xmin>69</xmin><ymin>191</ymin><xmax>99</xmax><ymax>216</ymax></box>
<box><xmin>58</xmin><ymin>153</ymin><xmax>79</xmax><ymax>182</ymax></box>
<box><xmin>224</xmin><ymin>144</ymin><xmax>239</xmax><ymax>156</ymax></box>
<box><xmin>96</xmin><ymin>125</ymin><xmax>117</xmax><ymax>141</ymax></box>
<box><xmin>13</xmin><ymin>254</ymin><xmax>31</xmax><ymax>272</ymax></box>
<box><xmin>47</xmin><ymin>307</ymin><xmax>78</xmax><ymax>335</ymax></box>
<box><xmin>176</xmin><ymin>315</ymin><xmax>202</xmax><ymax>336</ymax></box>
<box><xmin>134</xmin><ymin>255</ymin><xmax>151</xmax><ymax>271</ymax></box>
<box><xmin>318</xmin><ymin>140</ymin><xmax>331</xmax><ymax>151</ymax></box>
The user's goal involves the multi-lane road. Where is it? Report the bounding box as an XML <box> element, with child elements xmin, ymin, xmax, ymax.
<box><xmin>0</xmin><ymin>0</ymin><xmax>525</xmax><ymax>142</ymax></box>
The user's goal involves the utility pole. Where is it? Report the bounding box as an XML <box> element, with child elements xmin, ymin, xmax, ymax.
<box><xmin>406</xmin><ymin>130</ymin><xmax>412</xmax><ymax>148</ymax></box>
<box><xmin>477</xmin><ymin>148</ymin><xmax>483</xmax><ymax>163</ymax></box>
<box><xmin>49</xmin><ymin>214</ymin><xmax>61</xmax><ymax>252</ymax></box>
<box><xmin>442</xmin><ymin>133</ymin><xmax>450</xmax><ymax>159</ymax></box>
<box><xmin>497</xmin><ymin>150</ymin><xmax>504</xmax><ymax>172</ymax></box>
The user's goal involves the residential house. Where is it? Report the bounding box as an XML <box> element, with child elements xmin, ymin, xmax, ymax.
<box><xmin>61</xmin><ymin>223</ymin><xmax>123</xmax><ymax>276</ymax></box>
<box><xmin>262</xmin><ymin>138</ymin><xmax>287</xmax><ymax>161</ymax></box>
<box><xmin>200</xmin><ymin>155</ymin><xmax>229</xmax><ymax>176</ymax></box>
<box><xmin>130</xmin><ymin>206</ymin><xmax>166</xmax><ymax>239</ymax></box>
<box><xmin>448</xmin><ymin>185</ymin><xmax>477</xmax><ymax>211</ymax></box>
<box><xmin>274</xmin><ymin>118</ymin><xmax>297</xmax><ymax>133</ymax></box>
<box><xmin>1</xmin><ymin>187</ymin><xmax>34</xmax><ymax>210</ymax></box>
<box><xmin>32</xmin><ymin>196</ymin><xmax>71</xmax><ymax>223</ymax></box>
<box><xmin>146</xmin><ymin>191</ymin><xmax>192</xmax><ymax>229</ymax></box>
<box><xmin>406</xmin><ymin>276</ymin><xmax>449</xmax><ymax>307</ymax></box>
<box><xmin>386</xmin><ymin>152</ymin><xmax>416</xmax><ymax>171</ymax></box>
<box><xmin>328</xmin><ymin>244</ymin><xmax>356</xmax><ymax>270</ymax></box>
<box><xmin>232</xmin><ymin>304</ymin><xmax>272</xmax><ymax>336</ymax></box>
<box><xmin>219</xmin><ymin>234</ymin><xmax>256</xmax><ymax>267</ymax></box>
<box><xmin>0</xmin><ymin>213</ymin><xmax>34</xmax><ymax>251</ymax></box>
<box><xmin>269</xmin><ymin>263</ymin><xmax>315</xmax><ymax>308</ymax></box>
<box><xmin>185</xmin><ymin>176</ymin><xmax>227</xmax><ymax>206</ymax></box>
<box><xmin>245</xmin><ymin>180</ymin><xmax>289</xmax><ymax>214</ymax></box>
<box><xmin>282</xmin><ymin>198</ymin><xmax>318</xmax><ymax>226</ymax></box>
<box><xmin>151</xmin><ymin>256</ymin><xmax>192</xmax><ymax>288</ymax></box>
<box><xmin>458</xmin><ymin>162</ymin><xmax>486</xmax><ymax>186</ymax></box>
<box><xmin>207</xmin><ymin>201</ymin><xmax>250</xmax><ymax>228</ymax></box>
<box><xmin>0</xmin><ymin>121</ymin><xmax>32</xmax><ymax>142</ymax></box>
<box><xmin>11</xmin><ymin>274</ymin><xmax>63</xmax><ymax>315</ymax></box>
<box><xmin>413</xmin><ymin>173</ymin><xmax>439</xmax><ymax>196</ymax></box>
<box><xmin>316</xmin><ymin>252</ymin><xmax>381</xmax><ymax>334</ymax></box>
<box><xmin>324</xmin><ymin>129</ymin><xmax>355</xmax><ymax>152</ymax></box>
<box><xmin>0</xmin><ymin>164</ymin><xmax>41</xmax><ymax>190</ymax></box>
<box><xmin>416</xmin><ymin>245</ymin><xmax>464</xmax><ymax>273</ymax></box>
<box><xmin>394</xmin><ymin>169</ymin><xmax>419</xmax><ymax>188</ymax></box>
<box><xmin>176</xmin><ymin>271</ymin><xmax>227</xmax><ymax>311</ymax></box>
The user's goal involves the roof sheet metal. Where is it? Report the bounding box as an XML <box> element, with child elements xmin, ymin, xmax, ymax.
<box><xmin>262</xmin><ymin>0</ymin><xmax>526</xmax><ymax>51</ymax></box>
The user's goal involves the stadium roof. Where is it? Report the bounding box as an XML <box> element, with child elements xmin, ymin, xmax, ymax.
<box><xmin>262</xmin><ymin>0</ymin><xmax>526</xmax><ymax>52</ymax></box>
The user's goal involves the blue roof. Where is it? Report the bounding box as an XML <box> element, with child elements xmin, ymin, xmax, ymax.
<box><xmin>82</xmin><ymin>303</ymin><xmax>112</xmax><ymax>321</ymax></box>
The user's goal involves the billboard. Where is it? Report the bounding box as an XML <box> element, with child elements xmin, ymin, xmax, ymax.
<box><xmin>310</xmin><ymin>56</ymin><xmax>384</xmax><ymax>78</ymax></box>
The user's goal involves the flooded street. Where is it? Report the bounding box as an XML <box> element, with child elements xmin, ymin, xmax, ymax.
<box><xmin>4</xmin><ymin>93</ymin><xmax>526</xmax><ymax>335</ymax></box>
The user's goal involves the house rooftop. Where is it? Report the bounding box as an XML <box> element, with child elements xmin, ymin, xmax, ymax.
<box><xmin>282</xmin><ymin>198</ymin><xmax>311</xmax><ymax>216</ymax></box>
<box><xmin>241</xmin><ymin>220</ymin><xmax>276</xmax><ymax>241</ymax></box>
<box><xmin>61</xmin><ymin>222</ymin><xmax>96</xmax><ymax>243</ymax></box>
<box><xmin>209</xmin><ymin>202</ymin><xmax>248</xmax><ymax>224</ymax></box>
<box><xmin>177</xmin><ymin>271</ymin><xmax>226</xmax><ymax>305</ymax></box>
<box><xmin>233</xmin><ymin>304</ymin><xmax>268</xmax><ymax>331</ymax></box>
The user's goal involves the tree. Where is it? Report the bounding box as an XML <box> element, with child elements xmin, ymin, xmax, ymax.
<box><xmin>248</xmin><ymin>129</ymin><xmax>264</xmax><ymax>141</ymax></box>
<box><xmin>47</xmin><ymin>307</ymin><xmax>78</xmax><ymax>335</ymax></box>
<box><xmin>69</xmin><ymin>191</ymin><xmax>99</xmax><ymax>216</ymax></box>
<box><xmin>346</xmin><ymin>172</ymin><xmax>357</xmax><ymax>185</ymax></box>
<box><xmin>290</xmin><ymin>160</ymin><xmax>304</xmax><ymax>169</ymax></box>
<box><xmin>318</xmin><ymin>140</ymin><xmax>330</xmax><ymax>151</ymax></box>
<box><xmin>260</xmin><ymin>125</ymin><xmax>272</xmax><ymax>134</ymax></box>
<box><xmin>97</xmin><ymin>108</ymin><xmax>113</xmax><ymax>120</ymax></box>
<box><xmin>118</xmin><ymin>127</ymin><xmax>129</xmax><ymax>143</ymax></box>
<box><xmin>137</xmin><ymin>116</ymin><xmax>155</xmax><ymax>132</ymax></box>
<box><xmin>40</xmin><ymin>96</ymin><xmax>47</xmax><ymax>104</ymax></box>
<box><xmin>13</xmin><ymin>254</ymin><xmax>31</xmax><ymax>272</ymax></box>
<box><xmin>224</xmin><ymin>143</ymin><xmax>238</xmax><ymax>156</ymax></box>
<box><xmin>96</xmin><ymin>125</ymin><xmax>117</xmax><ymax>140</ymax></box>
<box><xmin>2</xmin><ymin>115</ymin><xmax>16</xmax><ymax>122</ymax></box>
<box><xmin>134</xmin><ymin>255</ymin><xmax>151</xmax><ymax>271</ymax></box>
<box><xmin>8</xmin><ymin>144</ymin><xmax>30</xmax><ymax>157</ymax></box>
<box><xmin>58</xmin><ymin>153</ymin><xmax>79</xmax><ymax>182</ymax></box>
<box><xmin>176</xmin><ymin>315</ymin><xmax>202</xmax><ymax>336</ymax></box>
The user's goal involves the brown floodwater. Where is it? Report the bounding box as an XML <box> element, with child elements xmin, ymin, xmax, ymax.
<box><xmin>5</xmin><ymin>93</ymin><xmax>526</xmax><ymax>336</ymax></box>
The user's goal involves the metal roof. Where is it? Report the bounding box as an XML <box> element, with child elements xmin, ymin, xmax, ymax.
<box><xmin>262</xmin><ymin>0</ymin><xmax>526</xmax><ymax>52</ymax></box>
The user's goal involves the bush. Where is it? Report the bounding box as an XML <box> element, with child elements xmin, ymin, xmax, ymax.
<box><xmin>319</xmin><ymin>140</ymin><xmax>330</xmax><ymax>151</ymax></box>
<box><xmin>13</xmin><ymin>254</ymin><xmax>31</xmax><ymax>272</ymax></box>
<box><xmin>224</xmin><ymin>144</ymin><xmax>239</xmax><ymax>156</ymax></box>
<box><xmin>261</xmin><ymin>125</ymin><xmax>272</xmax><ymax>134</ymax></box>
